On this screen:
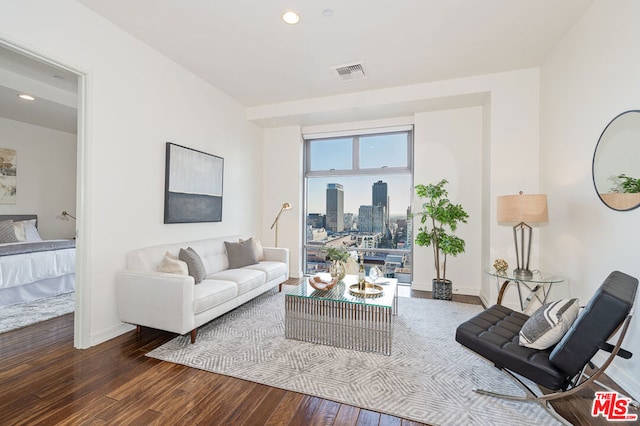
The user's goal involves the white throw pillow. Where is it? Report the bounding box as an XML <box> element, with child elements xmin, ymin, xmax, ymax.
<box><xmin>158</xmin><ymin>252</ymin><xmax>189</xmax><ymax>275</ymax></box>
<box><xmin>17</xmin><ymin>219</ymin><xmax>43</xmax><ymax>242</ymax></box>
<box><xmin>13</xmin><ymin>221</ymin><xmax>26</xmax><ymax>242</ymax></box>
<box><xmin>519</xmin><ymin>298</ymin><xmax>579</xmax><ymax>350</ymax></box>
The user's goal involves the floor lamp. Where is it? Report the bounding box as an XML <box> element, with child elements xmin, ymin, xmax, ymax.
<box><xmin>497</xmin><ymin>192</ymin><xmax>548</xmax><ymax>280</ymax></box>
<box><xmin>270</xmin><ymin>202</ymin><xmax>291</xmax><ymax>247</ymax></box>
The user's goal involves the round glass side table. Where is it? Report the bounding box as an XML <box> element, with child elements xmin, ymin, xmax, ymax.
<box><xmin>484</xmin><ymin>267</ymin><xmax>564</xmax><ymax>311</ymax></box>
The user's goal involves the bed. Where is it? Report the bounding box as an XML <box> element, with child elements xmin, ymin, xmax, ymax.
<box><xmin>0</xmin><ymin>214</ymin><xmax>75</xmax><ymax>307</ymax></box>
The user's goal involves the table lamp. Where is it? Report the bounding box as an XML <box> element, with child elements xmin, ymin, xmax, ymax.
<box><xmin>270</xmin><ymin>202</ymin><xmax>291</xmax><ymax>247</ymax></box>
<box><xmin>497</xmin><ymin>192</ymin><xmax>548</xmax><ymax>280</ymax></box>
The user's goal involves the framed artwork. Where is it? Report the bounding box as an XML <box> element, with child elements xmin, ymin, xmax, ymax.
<box><xmin>164</xmin><ymin>142</ymin><xmax>224</xmax><ymax>223</ymax></box>
<box><xmin>0</xmin><ymin>148</ymin><xmax>17</xmax><ymax>204</ymax></box>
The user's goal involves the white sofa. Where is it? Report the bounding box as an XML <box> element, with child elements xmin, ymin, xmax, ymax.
<box><xmin>115</xmin><ymin>235</ymin><xmax>289</xmax><ymax>343</ymax></box>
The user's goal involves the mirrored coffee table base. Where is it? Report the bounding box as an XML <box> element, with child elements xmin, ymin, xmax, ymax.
<box><xmin>285</xmin><ymin>275</ymin><xmax>398</xmax><ymax>355</ymax></box>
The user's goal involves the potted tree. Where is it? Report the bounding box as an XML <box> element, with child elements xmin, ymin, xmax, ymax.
<box><xmin>414</xmin><ymin>179</ymin><xmax>469</xmax><ymax>300</ymax></box>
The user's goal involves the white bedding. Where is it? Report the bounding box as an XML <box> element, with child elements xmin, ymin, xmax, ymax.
<box><xmin>0</xmin><ymin>240</ymin><xmax>76</xmax><ymax>290</ymax></box>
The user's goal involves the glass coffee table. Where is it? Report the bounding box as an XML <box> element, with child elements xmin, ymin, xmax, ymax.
<box><xmin>285</xmin><ymin>274</ymin><xmax>398</xmax><ymax>355</ymax></box>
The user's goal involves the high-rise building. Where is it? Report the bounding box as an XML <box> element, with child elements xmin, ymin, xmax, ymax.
<box><xmin>372</xmin><ymin>180</ymin><xmax>387</xmax><ymax>208</ymax></box>
<box><xmin>326</xmin><ymin>183</ymin><xmax>344</xmax><ymax>232</ymax></box>
<box><xmin>358</xmin><ymin>205</ymin><xmax>372</xmax><ymax>232</ymax></box>
<box><xmin>358</xmin><ymin>204</ymin><xmax>384</xmax><ymax>234</ymax></box>
<box><xmin>372</xmin><ymin>180</ymin><xmax>389</xmax><ymax>229</ymax></box>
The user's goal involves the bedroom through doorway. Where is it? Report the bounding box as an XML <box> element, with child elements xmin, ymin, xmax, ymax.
<box><xmin>0</xmin><ymin>42</ymin><xmax>81</xmax><ymax>336</ymax></box>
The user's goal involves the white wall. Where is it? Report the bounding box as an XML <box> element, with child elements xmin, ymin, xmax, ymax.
<box><xmin>0</xmin><ymin>117</ymin><xmax>76</xmax><ymax>239</ymax></box>
<box><xmin>262</xmin><ymin>125</ymin><xmax>303</xmax><ymax>277</ymax></box>
<box><xmin>412</xmin><ymin>107</ymin><xmax>483</xmax><ymax>294</ymax></box>
<box><xmin>1</xmin><ymin>0</ymin><xmax>263</xmax><ymax>347</ymax></box>
<box><xmin>540</xmin><ymin>0</ymin><xmax>640</xmax><ymax>400</ymax></box>
<box><xmin>256</xmin><ymin>69</ymin><xmax>541</xmax><ymax>304</ymax></box>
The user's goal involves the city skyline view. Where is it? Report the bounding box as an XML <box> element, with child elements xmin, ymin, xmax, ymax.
<box><xmin>306</xmin><ymin>175</ymin><xmax>413</xmax><ymax>217</ymax></box>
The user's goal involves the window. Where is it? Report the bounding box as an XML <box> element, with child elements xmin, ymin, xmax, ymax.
<box><xmin>303</xmin><ymin>127</ymin><xmax>414</xmax><ymax>283</ymax></box>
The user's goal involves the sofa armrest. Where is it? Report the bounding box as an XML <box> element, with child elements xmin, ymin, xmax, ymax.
<box><xmin>115</xmin><ymin>270</ymin><xmax>196</xmax><ymax>335</ymax></box>
<box><xmin>262</xmin><ymin>247</ymin><xmax>289</xmax><ymax>265</ymax></box>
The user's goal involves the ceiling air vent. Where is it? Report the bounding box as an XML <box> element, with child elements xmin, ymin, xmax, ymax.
<box><xmin>332</xmin><ymin>62</ymin><xmax>367</xmax><ymax>82</ymax></box>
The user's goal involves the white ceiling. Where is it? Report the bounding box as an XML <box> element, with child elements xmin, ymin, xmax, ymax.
<box><xmin>0</xmin><ymin>44</ymin><xmax>78</xmax><ymax>134</ymax></box>
<box><xmin>77</xmin><ymin>0</ymin><xmax>593</xmax><ymax>107</ymax></box>
<box><xmin>1</xmin><ymin>1</ymin><xmax>593</xmax><ymax>132</ymax></box>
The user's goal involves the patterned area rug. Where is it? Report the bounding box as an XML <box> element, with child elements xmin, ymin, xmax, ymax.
<box><xmin>0</xmin><ymin>292</ymin><xmax>74</xmax><ymax>333</ymax></box>
<box><xmin>147</xmin><ymin>288</ymin><xmax>561</xmax><ymax>425</ymax></box>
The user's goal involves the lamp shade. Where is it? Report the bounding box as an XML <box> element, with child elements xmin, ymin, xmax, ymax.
<box><xmin>497</xmin><ymin>193</ymin><xmax>548</xmax><ymax>225</ymax></box>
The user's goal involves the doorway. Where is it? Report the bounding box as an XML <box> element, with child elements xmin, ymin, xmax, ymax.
<box><xmin>0</xmin><ymin>40</ymin><xmax>87</xmax><ymax>347</ymax></box>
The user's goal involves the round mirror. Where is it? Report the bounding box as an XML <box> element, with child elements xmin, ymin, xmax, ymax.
<box><xmin>592</xmin><ymin>110</ymin><xmax>640</xmax><ymax>211</ymax></box>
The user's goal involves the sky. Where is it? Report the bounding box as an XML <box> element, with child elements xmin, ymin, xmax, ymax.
<box><xmin>306</xmin><ymin>132</ymin><xmax>412</xmax><ymax>216</ymax></box>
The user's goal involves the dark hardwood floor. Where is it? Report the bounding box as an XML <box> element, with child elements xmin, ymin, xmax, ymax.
<box><xmin>0</xmin><ymin>283</ymin><xmax>636</xmax><ymax>425</ymax></box>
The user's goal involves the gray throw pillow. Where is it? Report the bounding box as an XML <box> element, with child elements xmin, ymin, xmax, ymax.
<box><xmin>179</xmin><ymin>247</ymin><xmax>206</xmax><ymax>284</ymax></box>
<box><xmin>0</xmin><ymin>220</ymin><xmax>19</xmax><ymax>244</ymax></box>
<box><xmin>225</xmin><ymin>238</ymin><xmax>259</xmax><ymax>269</ymax></box>
<box><xmin>519</xmin><ymin>298</ymin><xmax>579</xmax><ymax>350</ymax></box>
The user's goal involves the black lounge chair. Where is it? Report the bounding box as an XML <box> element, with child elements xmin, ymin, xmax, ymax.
<box><xmin>455</xmin><ymin>270</ymin><xmax>638</xmax><ymax>423</ymax></box>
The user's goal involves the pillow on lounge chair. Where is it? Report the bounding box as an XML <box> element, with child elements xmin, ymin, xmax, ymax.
<box><xmin>519</xmin><ymin>298</ymin><xmax>579</xmax><ymax>350</ymax></box>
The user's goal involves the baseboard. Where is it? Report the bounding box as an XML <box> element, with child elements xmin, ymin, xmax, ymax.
<box><xmin>89</xmin><ymin>322</ymin><xmax>135</xmax><ymax>347</ymax></box>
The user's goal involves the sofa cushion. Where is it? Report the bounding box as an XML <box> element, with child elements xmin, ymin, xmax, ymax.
<box><xmin>158</xmin><ymin>252</ymin><xmax>189</xmax><ymax>275</ymax></box>
<box><xmin>179</xmin><ymin>247</ymin><xmax>206</xmax><ymax>284</ymax></box>
<box><xmin>244</xmin><ymin>261</ymin><xmax>287</xmax><ymax>282</ymax></box>
<box><xmin>208</xmin><ymin>268</ymin><xmax>265</xmax><ymax>295</ymax></box>
<box><xmin>225</xmin><ymin>239</ymin><xmax>259</xmax><ymax>269</ymax></box>
<box><xmin>194</xmin><ymin>280</ymin><xmax>238</xmax><ymax>314</ymax></box>
<box><xmin>519</xmin><ymin>298</ymin><xmax>579</xmax><ymax>350</ymax></box>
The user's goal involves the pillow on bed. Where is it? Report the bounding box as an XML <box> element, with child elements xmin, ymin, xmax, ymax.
<box><xmin>0</xmin><ymin>220</ymin><xmax>19</xmax><ymax>243</ymax></box>
<box><xmin>13</xmin><ymin>221</ymin><xmax>26</xmax><ymax>241</ymax></box>
<box><xmin>158</xmin><ymin>252</ymin><xmax>189</xmax><ymax>275</ymax></box>
<box><xmin>17</xmin><ymin>219</ymin><xmax>42</xmax><ymax>242</ymax></box>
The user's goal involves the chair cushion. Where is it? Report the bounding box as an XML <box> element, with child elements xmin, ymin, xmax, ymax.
<box><xmin>519</xmin><ymin>298</ymin><xmax>579</xmax><ymax>350</ymax></box>
<box><xmin>549</xmin><ymin>271</ymin><xmax>638</xmax><ymax>378</ymax></box>
<box><xmin>455</xmin><ymin>304</ymin><xmax>571</xmax><ymax>390</ymax></box>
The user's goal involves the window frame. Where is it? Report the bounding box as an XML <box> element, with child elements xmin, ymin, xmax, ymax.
<box><xmin>304</xmin><ymin>129</ymin><xmax>413</xmax><ymax>178</ymax></box>
<box><xmin>302</xmin><ymin>126</ymin><xmax>414</xmax><ymax>281</ymax></box>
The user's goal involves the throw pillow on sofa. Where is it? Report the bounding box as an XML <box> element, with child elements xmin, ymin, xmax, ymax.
<box><xmin>239</xmin><ymin>237</ymin><xmax>264</xmax><ymax>261</ymax></box>
<box><xmin>158</xmin><ymin>252</ymin><xmax>188</xmax><ymax>275</ymax></box>
<box><xmin>225</xmin><ymin>238</ymin><xmax>259</xmax><ymax>269</ymax></box>
<box><xmin>519</xmin><ymin>298</ymin><xmax>579</xmax><ymax>350</ymax></box>
<box><xmin>179</xmin><ymin>247</ymin><xmax>206</xmax><ymax>284</ymax></box>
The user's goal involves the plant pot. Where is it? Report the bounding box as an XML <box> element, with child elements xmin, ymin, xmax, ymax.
<box><xmin>432</xmin><ymin>279</ymin><xmax>452</xmax><ymax>300</ymax></box>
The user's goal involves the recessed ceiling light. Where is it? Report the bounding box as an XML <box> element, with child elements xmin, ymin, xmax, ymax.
<box><xmin>322</xmin><ymin>9</ymin><xmax>334</xmax><ymax>18</ymax></box>
<box><xmin>18</xmin><ymin>94</ymin><xmax>35</xmax><ymax>101</ymax></box>
<box><xmin>282</xmin><ymin>11</ymin><xmax>300</xmax><ymax>25</ymax></box>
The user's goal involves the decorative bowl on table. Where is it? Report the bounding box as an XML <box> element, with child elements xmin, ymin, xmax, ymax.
<box><xmin>308</xmin><ymin>273</ymin><xmax>338</xmax><ymax>290</ymax></box>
